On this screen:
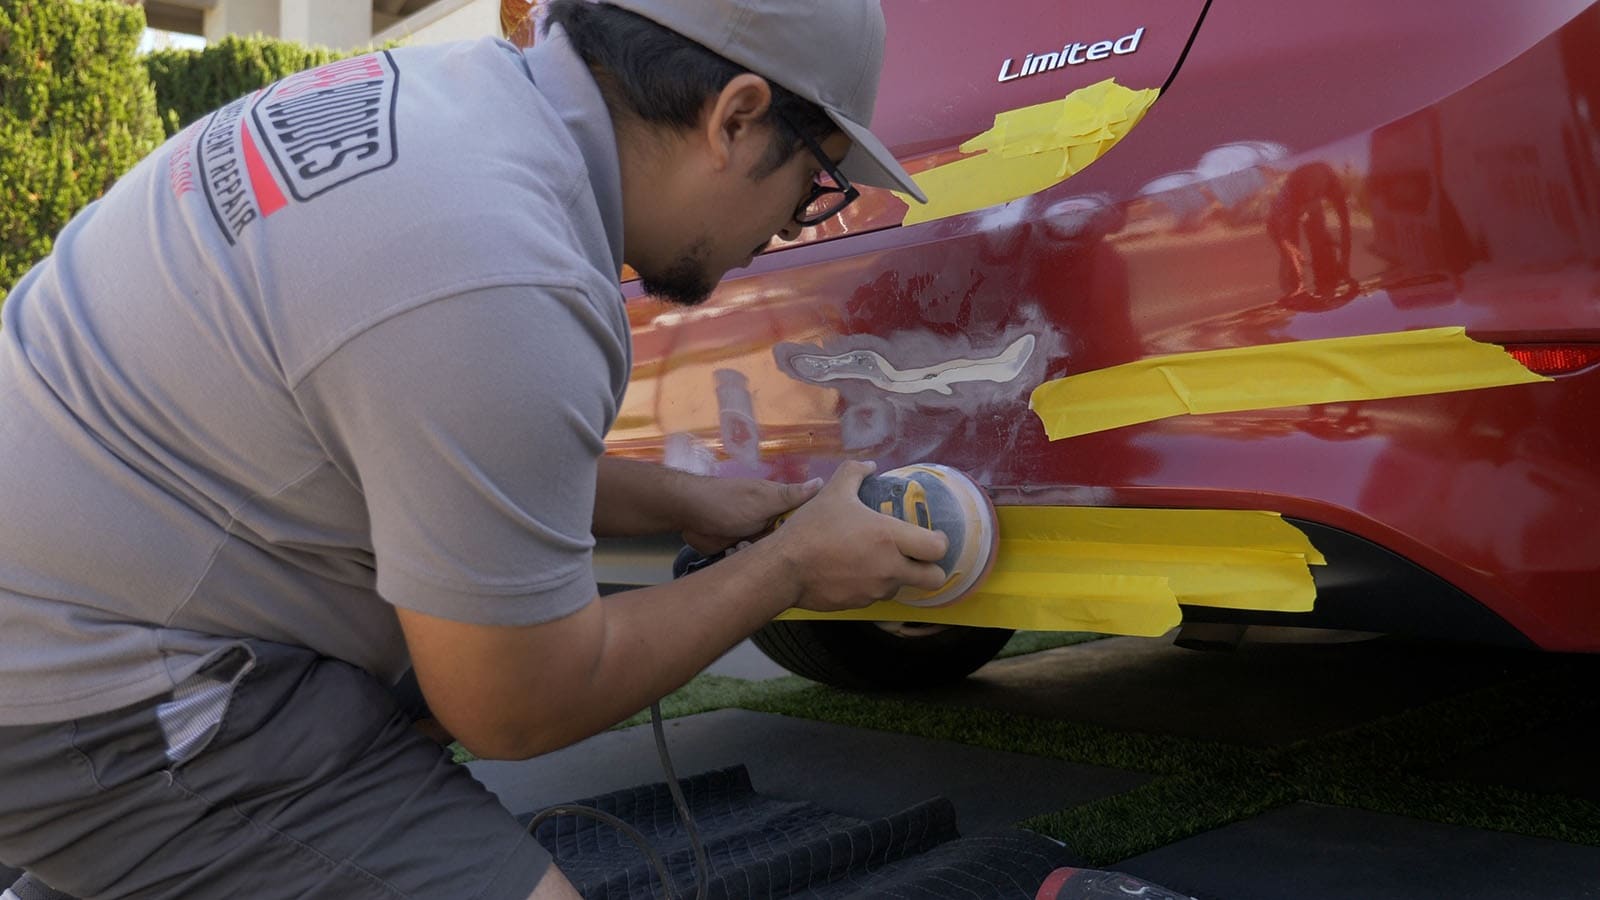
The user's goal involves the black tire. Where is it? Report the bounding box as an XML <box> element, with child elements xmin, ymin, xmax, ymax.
<box><xmin>750</xmin><ymin>620</ymin><xmax>1014</xmax><ymax>690</ymax></box>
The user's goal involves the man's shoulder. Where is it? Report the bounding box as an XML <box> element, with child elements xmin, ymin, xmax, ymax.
<box><xmin>232</xmin><ymin>38</ymin><xmax>621</xmax><ymax>384</ymax></box>
<box><xmin>389</xmin><ymin>38</ymin><xmax>588</xmax><ymax>196</ymax></box>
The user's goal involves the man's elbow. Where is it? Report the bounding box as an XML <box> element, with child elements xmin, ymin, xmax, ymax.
<box><xmin>454</xmin><ymin>731</ymin><xmax>531</xmax><ymax>761</ymax></box>
<box><xmin>448</xmin><ymin>717</ymin><xmax>582</xmax><ymax>761</ymax></box>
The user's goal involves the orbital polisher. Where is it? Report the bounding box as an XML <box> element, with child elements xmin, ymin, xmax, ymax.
<box><xmin>676</xmin><ymin>463</ymin><xmax>999</xmax><ymax>607</ymax></box>
<box><xmin>849</xmin><ymin>463</ymin><xmax>998</xmax><ymax>607</ymax></box>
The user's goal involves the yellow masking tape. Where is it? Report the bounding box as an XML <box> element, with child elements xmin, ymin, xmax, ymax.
<box><xmin>965</xmin><ymin>80</ymin><xmax>1150</xmax><ymax>159</ymax></box>
<box><xmin>995</xmin><ymin>507</ymin><xmax>1326</xmax><ymax>564</ymax></box>
<box><xmin>896</xmin><ymin>78</ymin><xmax>1159</xmax><ymax>227</ymax></box>
<box><xmin>777</xmin><ymin>507</ymin><xmax>1323</xmax><ymax>635</ymax></box>
<box><xmin>995</xmin><ymin>507</ymin><xmax>1322</xmax><ymax>613</ymax></box>
<box><xmin>1030</xmin><ymin>327</ymin><xmax>1552</xmax><ymax>440</ymax></box>
<box><xmin>995</xmin><ymin>548</ymin><xmax>1316</xmax><ymax>613</ymax></box>
<box><xmin>779</xmin><ymin>573</ymin><xmax>1182</xmax><ymax>636</ymax></box>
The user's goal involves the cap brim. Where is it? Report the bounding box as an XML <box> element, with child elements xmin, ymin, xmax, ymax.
<box><xmin>829</xmin><ymin>112</ymin><xmax>928</xmax><ymax>204</ymax></box>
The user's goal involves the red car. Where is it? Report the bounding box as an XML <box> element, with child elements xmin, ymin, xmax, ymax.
<box><xmin>590</xmin><ymin>0</ymin><xmax>1600</xmax><ymax>688</ymax></box>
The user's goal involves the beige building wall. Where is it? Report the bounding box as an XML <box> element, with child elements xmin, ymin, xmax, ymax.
<box><xmin>279</xmin><ymin>0</ymin><xmax>374</xmax><ymax>48</ymax></box>
<box><xmin>373</xmin><ymin>0</ymin><xmax>502</xmax><ymax>46</ymax></box>
<box><xmin>175</xmin><ymin>0</ymin><xmax>502</xmax><ymax>50</ymax></box>
<box><xmin>198</xmin><ymin>0</ymin><xmax>278</xmax><ymax>42</ymax></box>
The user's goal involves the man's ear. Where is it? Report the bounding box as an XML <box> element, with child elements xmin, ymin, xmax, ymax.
<box><xmin>701</xmin><ymin>74</ymin><xmax>773</xmax><ymax>172</ymax></box>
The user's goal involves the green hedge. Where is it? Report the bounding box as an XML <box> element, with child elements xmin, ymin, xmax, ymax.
<box><xmin>1</xmin><ymin>0</ymin><xmax>163</xmax><ymax>294</ymax></box>
<box><xmin>143</xmin><ymin>34</ymin><xmax>349</xmax><ymax>137</ymax></box>
<box><xmin>2</xmin><ymin>0</ymin><xmax>365</xmax><ymax>299</ymax></box>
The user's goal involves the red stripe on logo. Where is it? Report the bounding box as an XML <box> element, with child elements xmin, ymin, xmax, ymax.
<box><xmin>240</xmin><ymin>121</ymin><xmax>288</xmax><ymax>217</ymax></box>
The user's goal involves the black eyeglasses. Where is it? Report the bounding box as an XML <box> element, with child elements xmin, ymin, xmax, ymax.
<box><xmin>783</xmin><ymin>117</ymin><xmax>860</xmax><ymax>227</ymax></box>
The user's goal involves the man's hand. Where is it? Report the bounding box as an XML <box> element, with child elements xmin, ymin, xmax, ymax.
<box><xmin>593</xmin><ymin>457</ymin><xmax>818</xmax><ymax>545</ymax></box>
<box><xmin>592</xmin><ymin>456</ymin><xmax>825</xmax><ymax>551</ymax></box>
<box><xmin>680</xmin><ymin>475</ymin><xmax>822</xmax><ymax>554</ymax></box>
<box><xmin>766</xmin><ymin>461</ymin><xmax>950</xmax><ymax>612</ymax></box>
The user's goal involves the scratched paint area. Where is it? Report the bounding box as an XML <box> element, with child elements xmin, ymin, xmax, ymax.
<box><xmin>774</xmin><ymin>327</ymin><xmax>1056</xmax><ymax>411</ymax></box>
<box><xmin>772</xmin><ymin>286</ymin><xmax>1069</xmax><ymax>481</ymax></box>
<box><xmin>780</xmin><ymin>334</ymin><xmax>1037</xmax><ymax>396</ymax></box>
<box><xmin>712</xmin><ymin>186</ymin><xmax>1110</xmax><ymax>481</ymax></box>
<box><xmin>613</xmin><ymin>175</ymin><xmax>1162</xmax><ymax>482</ymax></box>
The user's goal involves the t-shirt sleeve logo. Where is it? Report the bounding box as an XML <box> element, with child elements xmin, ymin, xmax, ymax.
<box><xmin>180</xmin><ymin>51</ymin><xmax>401</xmax><ymax>244</ymax></box>
<box><xmin>250</xmin><ymin>51</ymin><xmax>401</xmax><ymax>202</ymax></box>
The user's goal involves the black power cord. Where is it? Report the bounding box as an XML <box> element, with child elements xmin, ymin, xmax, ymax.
<box><xmin>525</xmin><ymin>700</ymin><xmax>710</xmax><ymax>899</ymax></box>
<box><xmin>648</xmin><ymin>698</ymin><xmax>711</xmax><ymax>900</ymax></box>
<box><xmin>526</xmin><ymin>617</ymin><xmax>714</xmax><ymax>900</ymax></box>
<box><xmin>527</xmin><ymin>546</ymin><xmax>746</xmax><ymax>897</ymax></box>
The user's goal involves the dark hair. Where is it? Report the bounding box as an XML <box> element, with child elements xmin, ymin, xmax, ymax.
<box><xmin>543</xmin><ymin>0</ymin><xmax>837</xmax><ymax>177</ymax></box>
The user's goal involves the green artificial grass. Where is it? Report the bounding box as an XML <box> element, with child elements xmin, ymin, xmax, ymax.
<box><xmin>606</xmin><ymin>630</ymin><xmax>1103</xmax><ymax>730</ymax></box>
<box><xmin>735</xmin><ymin>658</ymin><xmax>1600</xmax><ymax>865</ymax></box>
<box><xmin>452</xmin><ymin>631</ymin><xmax>1097</xmax><ymax>761</ymax></box>
<box><xmin>459</xmin><ymin>634</ymin><xmax>1600</xmax><ymax>865</ymax></box>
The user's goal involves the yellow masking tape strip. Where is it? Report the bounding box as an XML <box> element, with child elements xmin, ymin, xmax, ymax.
<box><xmin>966</xmin><ymin>80</ymin><xmax>1151</xmax><ymax>159</ymax></box>
<box><xmin>993</xmin><ymin>549</ymin><xmax>1316</xmax><ymax>612</ymax></box>
<box><xmin>995</xmin><ymin>507</ymin><xmax>1320</xmax><ymax>612</ymax></box>
<box><xmin>777</xmin><ymin>507</ymin><xmax>1322</xmax><ymax>635</ymax></box>
<box><xmin>996</xmin><ymin>507</ymin><xmax>1326</xmax><ymax>564</ymax></box>
<box><xmin>779</xmin><ymin>573</ymin><xmax>1182</xmax><ymax>636</ymax></box>
<box><xmin>1031</xmin><ymin>327</ymin><xmax>1551</xmax><ymax>440</ymax></box>
<box><xmin>896</xmin><ymin>79</ymin><xmax>1159</xmax><ymax>227</ymax></box>
<box><xmin>1003</xmin><ymin>538</ymin><xmax>1316</xmax><ymax>568</ymax></box>
<box><xmin>900</xmin><ymin>151</ymin><xmax>1076</xmax><ymax>228</ymax></box>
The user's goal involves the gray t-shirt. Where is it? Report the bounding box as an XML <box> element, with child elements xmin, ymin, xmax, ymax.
<box><xmin>0</xmin><ymin>29</ymin><xmax>631</xmax><ymax>725</ymax></box>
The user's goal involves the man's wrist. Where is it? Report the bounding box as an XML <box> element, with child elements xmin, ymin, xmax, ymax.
<box><xmin>757</xmin><ymin>525</ymin><xmax>810</xmax><ymax>610</ymax></box>
<box><xmin>664</xmin><ymin>468</ymin><xmax>714</xmax><ymax>534</ymax></box>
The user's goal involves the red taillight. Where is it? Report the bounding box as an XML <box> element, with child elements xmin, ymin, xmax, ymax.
<box><xmin>1504</xmin><ymin>344</ymin><xmax>1600</xmax><ymax>376</ymax></box>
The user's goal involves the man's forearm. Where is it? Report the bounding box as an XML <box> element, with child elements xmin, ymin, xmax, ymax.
<box><xmin>513</xmin><ymin>539</ymin><xmax>803</xmax><ymax>755</ymax></box>
<box><xmin>591</xmin><ymin>456</ymin><xmax>698</xmax><ymax>537</ymax></box>
<box><xmin>404</xmin><ymin>534</ymin><xmax>805</xmax><ymax>760</ymax></box>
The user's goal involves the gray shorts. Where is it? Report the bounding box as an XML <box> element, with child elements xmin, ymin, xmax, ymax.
<box><xmin>0</xmin><ymin>640</ymin><xmax>552</xmax><ymax>899</ymax></box>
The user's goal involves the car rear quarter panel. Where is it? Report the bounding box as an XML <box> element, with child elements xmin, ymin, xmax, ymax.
<box><xmin>610</xmin><ymin>0</ymin><xmax>1600</xmax><ymax>650</ymax></box>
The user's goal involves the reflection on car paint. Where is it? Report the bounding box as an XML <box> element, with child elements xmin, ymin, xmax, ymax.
<box><xmin>714</xmin><ymin>369</ymin><xmax>761</xmax><ymax>467</ymax></box>
<box><xmin>661</xmin><ymin>432</ymin><xmax>717</xmax><ymax>475</ymax></box>
<box><xmin>781</xmin><ymin>334</ymin><xmax>1037</xmax><ymax>396</ymax></box>
<box><xmin>1138</xmin><ymin>141</ymin><xmax>1289</xmax><ymax>225</ymax></box>
<box><xmin>1269</xmin><ymin>162</ymin><xmax>1360</xmax><ymax>306</ymax></box>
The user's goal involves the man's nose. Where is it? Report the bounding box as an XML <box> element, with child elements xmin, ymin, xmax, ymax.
<box><xmin>777</xmin><ymin>219</ymin><xmax>805</xmax><ymax>242</ymax></box>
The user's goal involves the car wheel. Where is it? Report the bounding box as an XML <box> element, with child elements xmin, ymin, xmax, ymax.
<box><xmin>750</xmin><ymin>620</ymin><xmax>1015</xmax><ymax>690</ymax></box>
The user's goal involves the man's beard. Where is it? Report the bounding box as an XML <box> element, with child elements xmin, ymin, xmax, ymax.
<box><xmin>639</xmin><ymin>239</ymin><xmax>715</xmax><ymax>307</ymax></box>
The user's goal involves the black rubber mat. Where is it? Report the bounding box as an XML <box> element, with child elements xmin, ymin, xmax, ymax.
<box><xmin>519</xmin><ymin>765</ymin><xmax>1074</xmax><ymax>899</ymax></box>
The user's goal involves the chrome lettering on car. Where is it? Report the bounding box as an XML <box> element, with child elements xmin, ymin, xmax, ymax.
<box><xmin>998</xmin><ymin>27</ymin><xmax>1145</xmax><ymax>83</ymax></box>
<box><xmin>785</xmin><ymin>334</ymin><xmax>1037</xmax><ymax>395</ymax></box>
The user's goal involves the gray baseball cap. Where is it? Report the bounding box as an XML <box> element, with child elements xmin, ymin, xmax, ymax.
<box><xmin>602</xmin><ymin>0</ymin><xmax>928</xmax><ymax>203</ymax></box>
